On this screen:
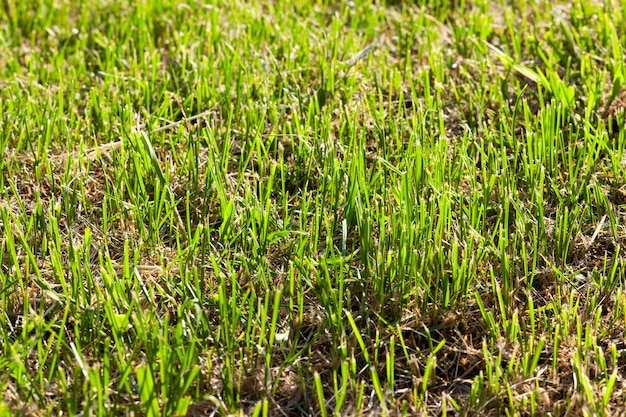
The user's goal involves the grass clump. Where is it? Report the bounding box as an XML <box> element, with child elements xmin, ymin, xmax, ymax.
<box><xmin>2</xmin><ymin>0</ymin><xmax>626</xmax><ymax>415</ymax></box>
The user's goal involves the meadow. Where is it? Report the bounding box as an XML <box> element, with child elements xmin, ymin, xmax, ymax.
<box><xmin>1</xmin><ymin>0</ymin><xmax>626</xmax><ymax>415</ymax></box>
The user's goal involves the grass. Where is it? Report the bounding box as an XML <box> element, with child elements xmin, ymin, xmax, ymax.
<box><xmin>1</xmin><ymin>0</ymin><xmax>626</xmax><ymax>415</ymax></box>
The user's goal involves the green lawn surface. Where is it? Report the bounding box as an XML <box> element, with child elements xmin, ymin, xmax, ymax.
<box><xmin>2</xmin><ymin>0</ymin><xmax>626</xmax><ymax>415</ymax></box>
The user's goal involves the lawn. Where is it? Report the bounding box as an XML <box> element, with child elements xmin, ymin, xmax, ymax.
<box><xmin>1</xmin><ymin>0</ymin><xmax>626</xmax><ymax>415</ymax></box>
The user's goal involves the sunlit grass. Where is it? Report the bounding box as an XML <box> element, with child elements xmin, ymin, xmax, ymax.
<box><xmin>1</xmin><ymin>0</ymin><xmax>626</xmax><ymax>415</ymax></box>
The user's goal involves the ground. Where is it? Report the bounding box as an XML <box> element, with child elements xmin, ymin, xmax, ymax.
<box><xmin>1</xmin><ymin>0</ymin><xmax>626</xmax><ymax>416</ymax></box>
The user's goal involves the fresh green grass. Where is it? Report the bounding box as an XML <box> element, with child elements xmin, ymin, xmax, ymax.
<box><xmin>2</xmin><ymin>0</ymin><xmax>626</xmax><ymax>415</ymax></box>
